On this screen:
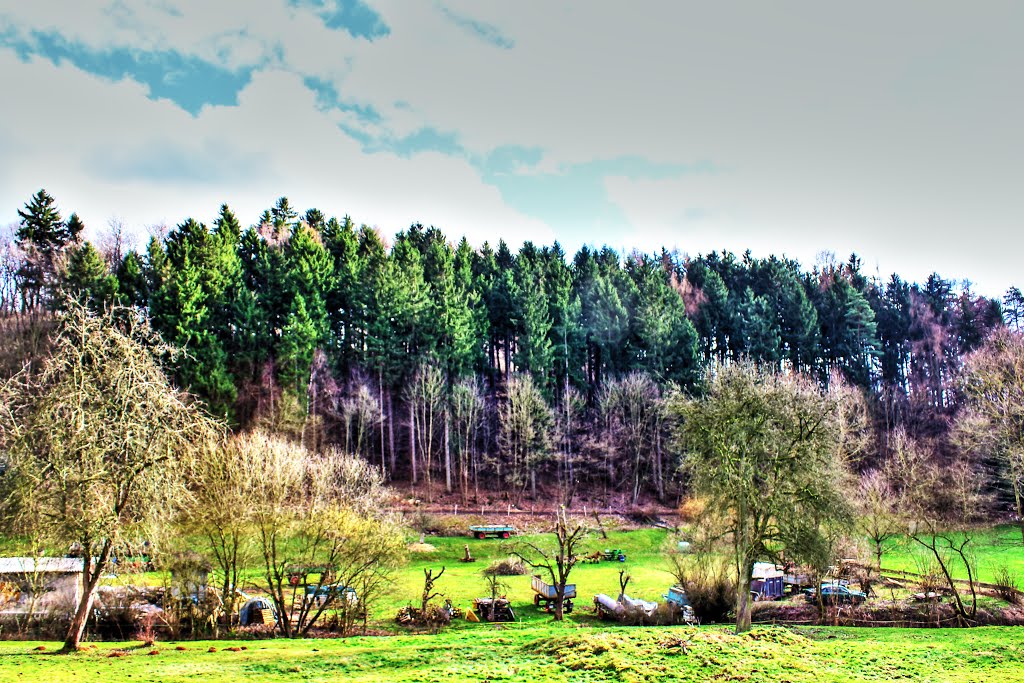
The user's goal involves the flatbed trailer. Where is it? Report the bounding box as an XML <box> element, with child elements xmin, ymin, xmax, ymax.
<box><xmin>468</xmin><ymin>524</ymin><xmax>516</xmax><ymax>539</ymax></box>
<box><xmin>531</xmin><ymin>574</ymin><xmax>576</xmax><ymax>613</ymax></box>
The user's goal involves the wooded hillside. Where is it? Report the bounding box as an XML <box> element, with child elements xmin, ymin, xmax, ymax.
<box><xmin>2</xmin><ymin>189</ymin><xmax>1018</xmax><ymax>505</ymax></box>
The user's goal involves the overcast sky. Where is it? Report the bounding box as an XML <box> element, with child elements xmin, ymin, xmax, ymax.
<box><xmin>1</xmin><ymin>1</ymin><xmax>1021</xmax><ymax>296</ymax></box>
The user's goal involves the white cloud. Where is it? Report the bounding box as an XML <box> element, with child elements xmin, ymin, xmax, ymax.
<box><xmin>1</xmin><ymin>1</ymin><xmax>1022</xmax><ymax>296</ymax></box>
<box><xmin>0</xmin><ymin>54</ymin><xmax>553</xmax><ymax>247</ymax></box>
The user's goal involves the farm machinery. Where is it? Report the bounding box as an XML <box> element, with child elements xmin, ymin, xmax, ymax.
<box><xmin>580</xmin><ymin>548</ymin><xmax>628</xmax><ymax>564</ymax></box>
<box><xmin>531</xmin><ymin>575</ymin><xmax>575</xmax><ymax>613</ymax></box>
<box><xmin>470</xmin><ymin>597</ymin><xmax>516</xmax><ymax>622</ymax></box>
<box><xmin>468</xmin><ymin>524</ymin><xmax>516</xmax><ymax>539</ymax></box>
<box><xmin>592</xmin><ymin>585</ymin><xmax>697</xmax><ymax>624</ymax></box>
<box><xmin>663</xmin><ymin>585</ymin><xmax>698</xmax><ymax>625</ymax></box>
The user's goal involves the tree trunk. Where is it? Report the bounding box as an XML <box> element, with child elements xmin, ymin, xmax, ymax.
<box><xmin>735</xmin><ymin>566</ymin><xmax>753</xmax><ymax>634</ymax></box>
<box><xmin>410</xmin><ymin>400</ymin><xmax>417</xmax><ymax>484</ymax></box>
<box><xmin>654</xmin><ymin>430</ymin><xmax>664</xmax><ymax>501</ymax></box>
<box><xmin>388</xmin><ymin>391</ymin><xmax>396</xmax><ymax>476</ymax></box>
<box><xmin>379</xmin><ymin>370</ymin><xmax>386</xmax><ymax>472</ymax></box>
<box><xmin>444</xmin><ymin>412</ymin><xmax>452</xmax><ymax>493</ymax></box>
<box><xmin>504</xmin><ymin>336</ymin><xmax>511</xmax><ymax>383</ymax></box>
<box><xmin>63</xmin><ymin>540</ymin><xmax>112</xmax><ymax>652</ymax></box>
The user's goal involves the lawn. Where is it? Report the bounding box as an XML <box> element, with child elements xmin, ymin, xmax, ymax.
<box><xmin>880</xmin><ymin>525</ymin><xmax>1024</xmax><ymax>585</ymax></box>
<box><xmin>5</xmin><ymin>525</ymin><xmax>1024</xmax><ymax>681</ymax></box>
<box><xmin>3</xmin><ymin>625</ymin><xmax>1024</xmax><ymax>682</ymax></box>
<box><xmin>384</xmin><ymin>527</ymin><xmax>674</xmax><ymax>625</ymax></box>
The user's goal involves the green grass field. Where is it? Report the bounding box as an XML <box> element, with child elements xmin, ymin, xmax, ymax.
<box><xmin>386</xmin><ymin>527</ymin><xmax>673</xmax><ymax>625</ymax></box>
<box><xmin>3</xmin><ymin>625</ymin><xmax>1024</xmax><ymax>682</ymax></box>
<box><xmin>880</xmin><ymin>525</ymin><xmax>1024</xmax><ymax>585</ymax></box>
<box><xmin>5</xmin><ymin>525</ymin><xmax>1024</xmax><ymax>681</ymax></box>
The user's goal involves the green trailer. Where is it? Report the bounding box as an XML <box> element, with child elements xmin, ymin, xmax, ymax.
<box><xmin>468</xmin><ymin>524</ymin><xmax>516</xmax><ymax>539</ymax></box>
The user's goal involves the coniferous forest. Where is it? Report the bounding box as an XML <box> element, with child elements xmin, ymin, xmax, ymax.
<box><xmin>2</xmin><ymin>189</ymin><xmax>1019</xmax><ymax>505</ymax></box>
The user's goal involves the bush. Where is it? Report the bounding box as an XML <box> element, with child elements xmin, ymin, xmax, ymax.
<box><xmin>913</xmin><ymin>557</ymin><xmax>945</xmax><ymax>595</ymax></box>
<box><xmin>993</xmin><ymin>565</ymin><xmax>1021</xmax><ymax>604</ymax></box>
<box><xmin>484</xmin><ymin>557</ymin><xmax>528</xmax><ymax>576</ymax></box>
<box><xmin>684</xmin><ymin>571</ymin><xmax>736</xmax><ymax>624</ymax></box>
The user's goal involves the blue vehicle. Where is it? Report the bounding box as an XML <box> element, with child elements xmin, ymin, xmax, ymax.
<box><xmin>804</xmin><ymin>582</ymin><xmax>866</xmax><ymax>605</ymax></box>
<box><xmin>663</xmin><ymin>584</ymin><xmax>698</xmax><ymax>624</ymax></box>
<box><xmin>305</xmin><ymin>584</ymin><xmax>358</xmax><ymax>607</ymax></box>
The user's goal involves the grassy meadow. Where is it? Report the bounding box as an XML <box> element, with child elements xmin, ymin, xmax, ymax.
<box><xmin>880</xmin><ymin>525</ymin><xmax>1024</xmax><ymax>585</ymax></box>
<box><xmin>5</xmin><ymin>523</ymin><xmax>1024</xmax><ymax>681</ymax></box>
<box><xmin>3</xmin><ymin>625</ymin><xmax>1024</xmax><ymax>682</ymax></box>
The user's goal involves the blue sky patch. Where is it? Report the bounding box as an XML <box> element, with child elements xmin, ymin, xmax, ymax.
<box><xmin>439</xmin><ymin>7</ymin><xmax>514</xmax><ymax>49</ymax></box>
<box><xmin>479</xmin><ymin>156</ymin><xmax>714</xmax><ymax>241</ymax></box>
<box><xmin>8</xmin><ymin>31</ymin><xmax>253</xmax><ymax>115</ymax></box>
<box><xmin>288</xmin><ymin>0</ymin><xmax>389</xmax><ymax>40</ymax></box>
<box><xmin>303</xmin><ymin>76</ymin><xmax>383</xmax><ymax>126</ymax></box>
<box><xmin>389</xmin><ymin>127</ymin><xmax>463</xmax><ymax>157</ymax></box>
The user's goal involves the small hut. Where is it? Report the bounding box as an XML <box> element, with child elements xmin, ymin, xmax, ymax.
<box><xmin>0</xmin><ymin>557</ymin><xmax>84</xmax><ymax>617</ymax></box>
<box><xmin>239</xmin><ymin>597</ymin><xmax>277</xmax><ymax>626</ymax></box>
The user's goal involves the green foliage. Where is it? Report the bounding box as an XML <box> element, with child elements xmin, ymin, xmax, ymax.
<box><xmin>5</xmin><ymin>188</ymin><xmax>1009</xmax><ymax>504</ymax></box>
<box><xmin>6</xmin><ymin>625</ymin><xmax>1024</xmax><ymax>682</ymax></box>
<box><xmin>61</xmin><ymin>241</ymin><xmax>118</xmax><ymax>311</ymax></box>
<box><xmin>673</xmin><ymin>363</ymin><xmax>851</xmax><ymax>632</ymax></box>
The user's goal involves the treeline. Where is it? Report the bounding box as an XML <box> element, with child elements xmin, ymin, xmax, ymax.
<box><xmin>1</xmin><ymin>189</ymin><xmax>1018</xmax><ymax>503</ymax></box>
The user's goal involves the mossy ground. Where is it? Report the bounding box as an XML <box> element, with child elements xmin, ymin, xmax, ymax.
<box><xmin>3</xmin><ymin>625</ymin><xmax>1024</xmax><ymax>682</ymax></box>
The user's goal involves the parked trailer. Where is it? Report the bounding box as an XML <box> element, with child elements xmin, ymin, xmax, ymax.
<box><xmin>531</xmin><ymin>574</ymin><xmax>575</xmax><ymax>613</ymax></box>
<box><xmin>593</xmin><ymin>593</ymin><xmax>625</xmax><ymax>620</ymax></box>
<box><xmin>468</xmin><ymin>524</ymin><xmax>517</xmax><ymax>539</ymax></box>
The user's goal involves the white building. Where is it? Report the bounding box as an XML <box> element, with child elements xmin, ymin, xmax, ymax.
<box><xmin>0</xmin><ymin>557</ymin><xmax>84</xmax><ymax>617</ymax></box>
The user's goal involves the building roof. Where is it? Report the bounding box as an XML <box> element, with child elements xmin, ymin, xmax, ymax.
<box><xmin>0</xmin><ymin>557</ymin><xmax>84</xmax><ymax>574</ymax></box>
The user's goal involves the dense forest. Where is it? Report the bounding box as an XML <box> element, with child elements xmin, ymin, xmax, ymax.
<box><xmin>2</xmin><ymin>189</ymin><xmax>1020</xmax><ymax>506</ymax></box>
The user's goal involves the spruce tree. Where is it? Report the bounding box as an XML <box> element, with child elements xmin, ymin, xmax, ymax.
<box><xmin>62</xmin><ymin>241</ymin><xmax>118</xmax><ymax>311</ymax></box>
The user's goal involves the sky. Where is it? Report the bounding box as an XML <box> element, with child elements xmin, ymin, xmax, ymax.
<box><xmin>1</xmin><ymin>1</ymin><xmax>1021</xmax><ymax>296</ymax></box>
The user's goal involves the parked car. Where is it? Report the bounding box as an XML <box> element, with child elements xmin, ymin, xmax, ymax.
<box><xmin>804</xmin><ymin>582</ymin><xmax>866</xmax><ymax>605</ymax></box>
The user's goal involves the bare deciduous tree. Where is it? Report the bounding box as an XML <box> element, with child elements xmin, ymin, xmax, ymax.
<box><xmin>957</xmin><ymin>329</ymin><xmax>1024</xmax><ymax>543</ymax></box>
<box><xmin>451</xmin><ymin>378</ymin><xmax>484</xmax><ymax>503</ymax></box>
<box><xmin>245</xmin><ymin>433</ymin><xmax>403</xmax><ymax>637</ymax></box>
<box><xmin>181</xmin><ymin>433</ymin><xmax>260</xmax><ymax>620</ymax></box>
<box><xmin>856</xmin><ymin>469</ymin><xmax>901</xmax><ymax>571</ymax></box>
<box><xmin>406</xmin><ymin>363</ymin><xmax>445</xmax><ymax>498</ymax></box>
<box><xmin>507</xmin><ymin>508</ymin><xmax>587</xmax><ymax>621</ymax></box>
<box><xmin>341</xmin><ymin>381</ymin><xmax>383</xmax><ymax>460</ymax></box>
<box><xmin>0</xmin><ymin>304</ymin><xmax>221</xmax><ymax>651</ymax></box>
<box><xmin>600</xmin><ymin>372</ymin><xmax>664</xmax><ymax>504</ymax></box>
<box><xmin>498</xmin><ymin>374</ymin><xmax>552</xmax><ymax>502</ymax></box>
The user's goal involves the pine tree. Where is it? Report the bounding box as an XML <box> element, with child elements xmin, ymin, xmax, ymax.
<box><xmin>61</xmin><ymin>241</ymin><xmax>118</xmax><ymax>311</ymax></box>
<box><xmin>16</xmin><ymin>189</ymin><xmax>68</xmax><ymax>253</ymax></box>
<box><xmin>16</xmin><ymin>189</ymin><xmax>76</xmax><ymax>308</ymax></box>
<box><xmin>514</xmin><ymin>247</ymin><xmax>554</xmax><ymax>389</ymax></box>
<box><xmin>279</xmin><ymin>293</ymin><xmax>320</xmax><ymax>397</ymax></box>
<box><xmin>1005</xmin><ymin>287</ymin><xmax>1024</xmax><ymax>332</ymax></box>
<box><xmin>112</xmin><ymin>252</ymin><xmax>146</xmax><ymax>308</ymax></box>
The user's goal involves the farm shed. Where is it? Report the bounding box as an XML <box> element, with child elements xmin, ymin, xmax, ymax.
<box><xmin>0</xmin><ymin>557</ymin><xmax>84</xmax><ymax>616</ymax></box>
<box><xmin>751</xmin><ymin>562</ymin><xmax>785</xmax><ymax>599</ymax></box>
<box><xmin>239</xmin><ymin>597</ymin><xmax>277</xmax><ymax>626</ymax></box>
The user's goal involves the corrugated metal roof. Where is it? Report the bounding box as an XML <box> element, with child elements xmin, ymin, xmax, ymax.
<box><xmin>0</xmin><ymin>557</ymin><xmax>84</xmax><ymax>574</ymax></box>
